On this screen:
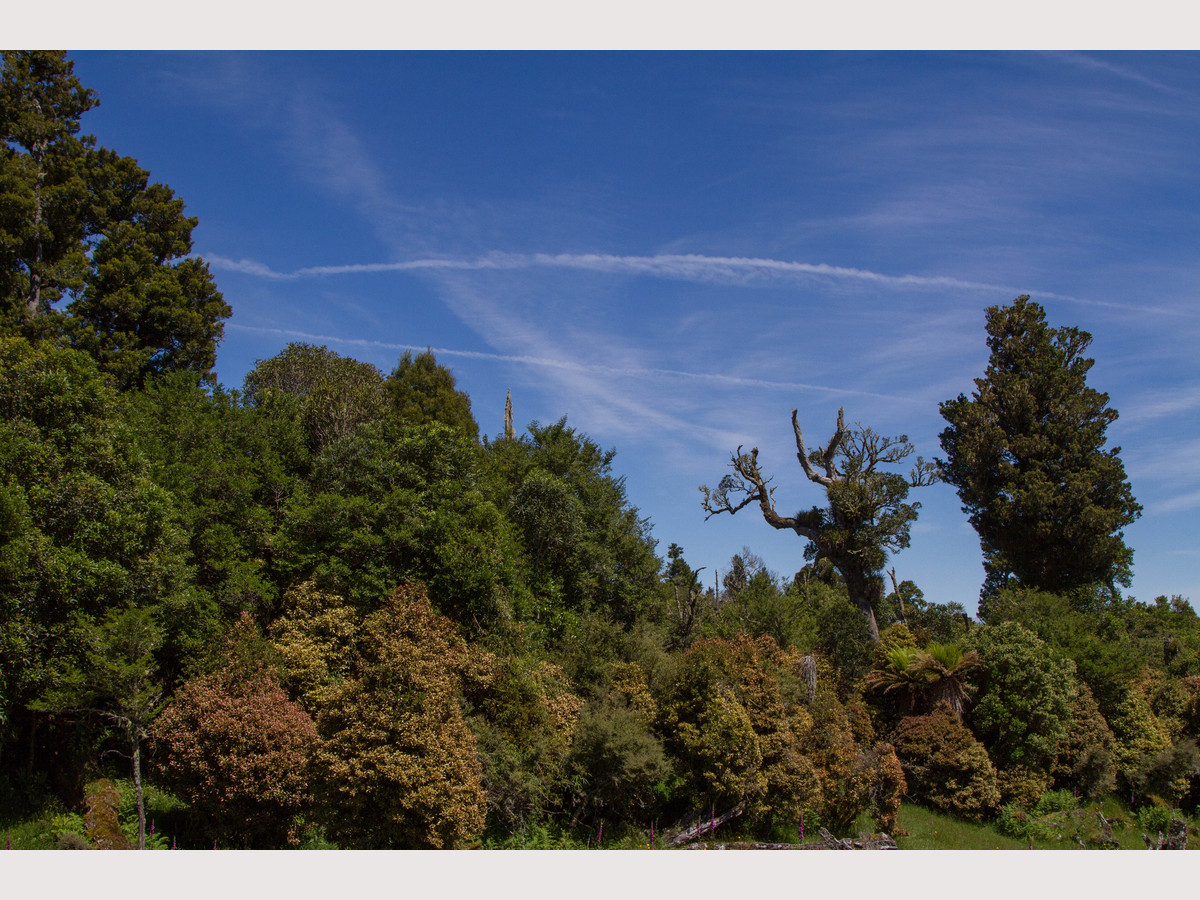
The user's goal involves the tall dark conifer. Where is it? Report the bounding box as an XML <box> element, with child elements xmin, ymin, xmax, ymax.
<box><xmin>0</xmin><ymin>50</ymin><xmax>97</xmax><ymax>325</ymax></box>
<box><xmin>938</xmin><ymin>296</ymin><xmax>1141</xmax><ymax>604</ymax></box>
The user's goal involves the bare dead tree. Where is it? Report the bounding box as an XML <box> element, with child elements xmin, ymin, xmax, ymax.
<box><xmin>701</xmin><ymin>407</ymin><xmax>936</xmax><ymax>643</ymax></box>
<box><xmin>672</xmin><ymin>566</ymin><xmax>707</xmax><ymax>640</ymax></box>
<box><xmin>888</xmin><ymin>568</ymin><xmax>908</xmax><ymax>626</ymax></box>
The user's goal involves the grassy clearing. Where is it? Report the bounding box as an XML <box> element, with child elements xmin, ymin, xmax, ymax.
<box><xmin>892</xmin><ymin>800</ymin><xmax>1198</xmax><ymax>851</ymax></box>
<box><xmin>894</xmin><ymin>805</ymin><xmax>1056</xmax><ymax>850</ymax></box>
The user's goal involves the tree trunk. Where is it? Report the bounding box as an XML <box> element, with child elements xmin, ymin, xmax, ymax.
<box><xmin>842</xmin><ymin>569</ymin><xmax>881</xmax><ymax>643</ymax></box>
<box><xmin>666</xmin><ymin>804</ymin><xmax>744</xmax><ymax>846</ymax></box>
<box><xmin>26</xmin><ymin>138</ymin><xmax>46</xmax><ymax>319</ymax></box>
<box><xmin>131</xmin><ymin>731</ymin><xmax>146</xmax><ymax>850</ymax></box>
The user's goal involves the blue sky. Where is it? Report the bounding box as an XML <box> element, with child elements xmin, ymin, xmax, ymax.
<box><xmin>65</xmin><ymin>50</ymin><xmax>1200</xmax><ymax>613</ymax></box>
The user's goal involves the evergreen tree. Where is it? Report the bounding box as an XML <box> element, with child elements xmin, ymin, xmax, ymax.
<box><xmin>938</xmin><ymin>296</ymin><xmax>1141</xmax><ymax>601</ymax></box>
<box><xmin>386</xmin><ymin>349</ymin><xmax>479</xmax><ymax>441</ymax></box>
<box><xmin>69</xmin><ymin>148</ymin><xmax>230</xmax><ymax>388</ymax></box>
<box><xmin>0</xmin><ymin>50</ymin><xmax>97</xmax><ymax>327</ymax></box>
<box><xmin>1</xmin><ymin>51</ymin><xmax>230</xmax><ymax>387</ymax></box>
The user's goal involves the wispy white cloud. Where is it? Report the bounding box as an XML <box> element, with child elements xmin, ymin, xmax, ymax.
<box><xmin>228</xmin><ymin>322</ymin><xmax>920</xmax><ymax>404</ymax></box>
<box><xmin>1114</xmin><ymin>383</ymin><xmax>1200</xmax><ymax>428</ymax></box>
<box><xmin>1151</xmin><ymin>488</ymin><xmax>1200</xmax><ymax>516</ymax></box>
<box><xmin>208</xmin><ymin>251</ymin><xmax>1192</xmax><ymax>318</ymax></box>
<box><xmin>1047</xmin><ymin>52</ymin><xmax>1195</xmax><ymax>99</ymax></box>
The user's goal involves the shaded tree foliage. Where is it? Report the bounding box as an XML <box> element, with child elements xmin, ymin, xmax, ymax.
<box><xmin>0</xmin><ymin>337</ymin><xmax>207</xmax><ymax>770</ymax></box>
<box><xmin>34</xmin><ymin>605</ymin><xmax>163</xmax><ymax>849</ymax></box>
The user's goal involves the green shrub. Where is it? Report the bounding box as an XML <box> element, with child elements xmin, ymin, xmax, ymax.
<box><xmin>996</xmin><ymin>766</ymin><xmax>1051</xmax><ymax>810</ymax></box>
<box><xmin>962</xmin><ymin>622</ymin><xmax>1077</xmax><ymax>773</ymax></box>
<box><xmin>1136</xmin><ymin>802</ymin><xmax>1174</xmax><ymax>835</ymax></box>
<box><xmin>1051</xmin><ymin>681</ymin><xmax>1117</xmax><ymax>800</ymax></box>
<box><xmin>481</xmin><ymin>823</ymin><xmax>588</xmax><ymax>849</ymax></box>
<box><xmin>55</xmin><ymin>832</ymin><xmax>92</xmax><ymax>850</ymax></box>
<box><xmin>1032</xmin><ymin>789</ymin><xmax>1077</xmax><ymax>816</ymax></box>
<box><xmin>996</xmin><ymin>804</ymin><xmax>1054</xmax><ymax>842</ymax></box>
<box><xmin>566</xmin><ymin>690</ymin><xmax>669</xmax><ymax>825</ymax></box>
<box><xmin>41</xmin><ymin>811</ymin><xmax>88</xmax><ymax>847</ymax></box>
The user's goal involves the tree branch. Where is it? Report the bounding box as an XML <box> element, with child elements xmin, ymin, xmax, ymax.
<box><xmin>793</xmin><ymin>407</ymin><xmax>845</xmax><ymax>487</ymax></box>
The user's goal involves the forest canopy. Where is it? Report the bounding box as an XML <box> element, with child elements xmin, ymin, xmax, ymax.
<box><xmin>2</xmin><ymin>52</ymin><xmax>1198</xmax><ymax>852</ymax></box>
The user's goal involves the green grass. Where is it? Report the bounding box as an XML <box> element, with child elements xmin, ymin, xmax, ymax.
<box><xmin>891</xmin><ymin>800</ymin><xmax>1198</xmax><ymax>850</ymax></box>
<box><xmin>894</xmin><ymin>805</ymin><xmax>1058</xmax><ymax>850</ymax></box>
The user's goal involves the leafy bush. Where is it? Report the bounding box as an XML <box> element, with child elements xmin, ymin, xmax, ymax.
<box><xmin>467</xmin><ymin>651</ymin><xmax>583</xmax><ymax>834</ymax></box>
<box><xmin>481</xmin><ymin>823</ymin><xmax>588</xmax><ymax>849</ymax></box>
<box><xmin>1126</xmin><ymin>738</ymin><xmax>1200</xmax><ymax>807</ymax></box>
<box><xmin>996</xmin><ymin>766</ymin><xmax>1051</xmax><ymax>809</ymax></box>
<box><xmin>1108</xmin><ymin>682</ymin><xmax>1173</xmax><ymax>783</ymax></box>
<box><xmin>1137</xmin><ymin>802</ymin><xmax>1173</xmax><ymax>836</ymax></box>
<box><xmin>41</xmin><ymin>811</ymin><xmax>90</xmax><ymax>848</ymax></box>
<box><xmin>566</xmin><ymin>690</ymin><xmax>669</xmax><ymax>826</ymax></box>
<box><xmin>996</xmin><ymin>804</ymin><xmax>1054</xmax><ymax>842</ymax></box>
<box><xmin>1052</xmin><ymin>681</ymin><xmax>1117</xmax><ymax>799</ymax></box>
<box><xmin>891</xmin><ymin>703</ymin><xmax>1000</xmax><ymax>821</ymax></box>
<box><xmin>963</xmin><ymin>622</ymin><xmax>1077</xmax><ymax>774</ymax></box>
<box><xmin>55</xmin><ymin>832</ymin><xmax>91</xmax><ymax>850</ymax></box>
<box><xmin>310</xmin><ymin>583</ymin><xmax>487</xmax><ymax>849</ymax></box>
<box><xmin>1032</xmin><ymin>789</ymin><xmax>1078</xmax><ymax>816</ymax></box>
<box><xmin>154</xmin><ymin>615</ymin><xmax>318</xmax><ymax>848</ymax></box>
<box><xmin>865</xmin><ymin>741</ymin><xmax>906</xmax><ymax>834</ymax></box>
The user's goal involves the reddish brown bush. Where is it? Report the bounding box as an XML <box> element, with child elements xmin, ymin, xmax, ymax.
<box><xmin>154</xmin><ymin>653</ymin><xmax>317</xmax><ymax>847</ymax></box>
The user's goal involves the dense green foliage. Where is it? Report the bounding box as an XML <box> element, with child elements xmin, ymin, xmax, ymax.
<box><xmin>1</xmin><ymin>51</ymin><xmax>230</xmax><ymax>387</ymax></box>
<box><xmin>3</xmin><ymin>55</ymin><xmax>1199</xmax><ymax>851</ymax></box>
<box><xmin>939</xmin><ymin>295</ymin><xmax>1141</xmax><ymax>601</ymax></box>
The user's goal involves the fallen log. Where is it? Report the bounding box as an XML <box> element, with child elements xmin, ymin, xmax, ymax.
<box><xmin>665</xmin><ymin>804</ymin><xmax>744</xmax><ymax>846</ymax></box>
<box><xmin>679</xmin><ymin>832</ymin><xmax>897</xmax><ymax>850</ymax></box>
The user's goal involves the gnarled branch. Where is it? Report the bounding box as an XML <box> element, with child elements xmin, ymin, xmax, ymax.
<box><xmin>793</xmin><ymin>407</ymin><xmax>845</xmax><ymax>487</ymax></box>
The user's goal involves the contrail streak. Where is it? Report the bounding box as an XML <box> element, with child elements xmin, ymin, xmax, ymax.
<box><xmin>228</xmin><ymin>323</ymin><xmax>923</xmax><ymax>403</ymax></box>
<box><xmin>207</xmin><ymin>250</ymin><xmax>1186</xmax><ymax>316</ymax></box>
